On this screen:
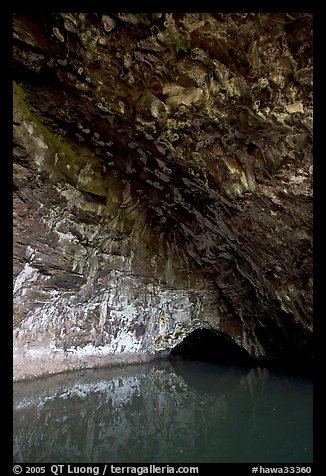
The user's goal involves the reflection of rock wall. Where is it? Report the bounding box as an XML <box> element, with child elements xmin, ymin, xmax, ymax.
<box><xmin>13</xmin><ymin>363</ymin><xmax>216</xmax><ymax>463</ymax></box>
<box><xmin>13</xmin><ymin>362</ymin><xmax>313</xmax><ymax>463</ymax></box>
<box><xmin>13</xmin><ymin>13</ymin><xmax>312</xmax><ymax>379</ymax></box>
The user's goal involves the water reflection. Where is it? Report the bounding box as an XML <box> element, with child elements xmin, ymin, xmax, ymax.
<box><xmin>13</xmin><ymin>361</ymin><xmax>312</xmax><ymax>463</ymax></box>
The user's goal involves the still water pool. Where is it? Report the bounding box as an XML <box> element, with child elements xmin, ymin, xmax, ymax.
<box><xmin>13</xmin><ymin>360</ymin><xmax>312</xmax><ymax>463</ymax></box>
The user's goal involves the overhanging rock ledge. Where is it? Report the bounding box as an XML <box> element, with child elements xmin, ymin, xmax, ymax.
<box><xmin>13</xmin><ymin>12</ymin><xmax>312</xmax><ymax>380</ymax></box>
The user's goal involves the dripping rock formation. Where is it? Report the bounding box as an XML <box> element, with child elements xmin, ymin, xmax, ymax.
<box><xmin>13</xmin><ymin>13</ymin><xmax>313</xmax><ymax>380</ymax></box>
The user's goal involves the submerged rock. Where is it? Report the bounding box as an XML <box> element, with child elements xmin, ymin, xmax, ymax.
<box><xmin>13</xmin><ymin>13</ymin><xmax>312</xmax><ymax>380</ymax></box>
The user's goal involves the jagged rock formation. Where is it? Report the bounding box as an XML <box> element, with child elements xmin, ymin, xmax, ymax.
<box><xmin>13</xmin><ymin>13</ymin><xmax>313</xmax><ymax>380</ymax></box>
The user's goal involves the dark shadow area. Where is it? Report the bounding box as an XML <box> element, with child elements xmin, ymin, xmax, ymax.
<box><xmin>169</xmin><ymin>328</ymin><xmax>255</xmax><ymax>366</ymax></box>
<box><xmin>168</xmin><ymin>327</ymin><xmax>313</xmax><ymax>379</ymax></box>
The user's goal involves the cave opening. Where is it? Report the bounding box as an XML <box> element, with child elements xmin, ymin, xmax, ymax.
<box><xmin>169</xmin><ymin>328</ymin><xmax>255</xmax><ymax>365</ymax></box>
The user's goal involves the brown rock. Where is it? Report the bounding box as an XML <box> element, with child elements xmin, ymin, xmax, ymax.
<box><xmin>13</xmin><ymin>13</ymin><xmax>312</xmax><ymax>380</ymax></box>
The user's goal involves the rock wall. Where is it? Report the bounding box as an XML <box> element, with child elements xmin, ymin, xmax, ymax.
<box><xmin>13</xmin><ymin>13</ymin><xmax>313</xmax><ymax>380</ymax></box>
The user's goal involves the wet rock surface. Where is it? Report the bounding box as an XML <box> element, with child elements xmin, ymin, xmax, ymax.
<box><xmin>13</xmin><ymin>13</ymin><xmax>313</xmax><ymax>380</ymax></box>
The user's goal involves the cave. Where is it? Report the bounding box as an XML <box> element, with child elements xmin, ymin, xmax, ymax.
<box><xmin>12</xmin><ymin>12</ymin><xmax>312</xmax><ymax>380</ymax></box>
<box><xmin>169</xmin><ymin>328</ymin><xmax>254</xmax><ymax>365</ymax></box>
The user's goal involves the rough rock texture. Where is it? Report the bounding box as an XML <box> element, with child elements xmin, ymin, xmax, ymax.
<box><xmin>13</xmin><ymin>13</ymin><xmax>313</xmax><ymax>380</ymax></box>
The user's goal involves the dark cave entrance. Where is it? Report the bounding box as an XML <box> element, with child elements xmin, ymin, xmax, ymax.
<box><xmin>169</xmin><ymin>328</ymin><xmax>254</xmax><ymax>365</ymax></box>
